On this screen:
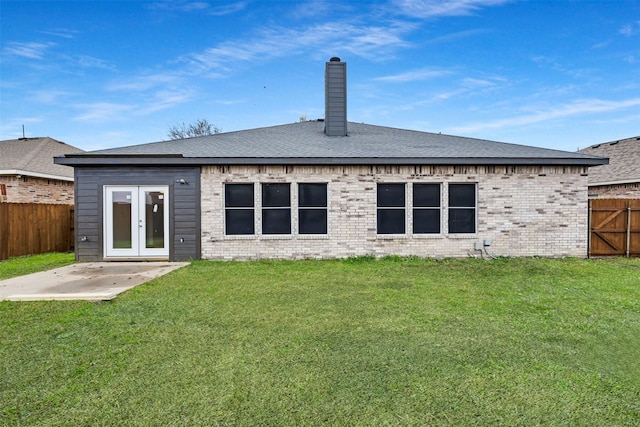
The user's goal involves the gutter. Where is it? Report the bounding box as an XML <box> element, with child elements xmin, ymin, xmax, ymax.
<box><xmin>54</xmin><ymin>155</ymin><xmax>609</xmax><ymax>167</ymax></box>
<box><xmin>0</xmin><ymin>169</ymin><xmax>74</xmax><ymax>182</ymax></box>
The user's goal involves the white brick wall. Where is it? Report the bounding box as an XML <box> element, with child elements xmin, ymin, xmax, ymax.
<box><xmin>201</xmin><ymin>165</ymin><xmax>589</xmax><ymax>260</ymax></box>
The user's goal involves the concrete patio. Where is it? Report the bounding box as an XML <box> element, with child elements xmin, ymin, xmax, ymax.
<box><xmin>0</xmin><ymin>262</ymin><xmax>189</xmax><ymax>302</ymax></box>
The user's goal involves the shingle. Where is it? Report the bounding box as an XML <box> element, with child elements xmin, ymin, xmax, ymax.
<box><xmin>579</xmin><ymin>136</ymin><xmax>640</xmax><ymax>184</ymax></box>
<box><xmin>82</xmin><ymin>121</ymin><xmax>606</xmax><ymax>165</ymax></box>
<box><xmin>0</xmin><ymin>137</ymin><xmax>84</xmax><ymax>178</ymax></box>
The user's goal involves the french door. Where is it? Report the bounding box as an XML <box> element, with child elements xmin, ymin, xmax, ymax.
<box><xmin>104</xmin><ymin>186</ymin><xmax>169</xmax><ymax>258</ymax></box>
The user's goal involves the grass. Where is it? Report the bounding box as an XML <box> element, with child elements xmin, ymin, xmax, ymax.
<box><xmin>1</xmin><ymin>256</ymin><xmax>639</xmax><ymax>426</ymax></box>
<box><xmin>0</xmin><ymin>252</ymin><xmax>75</xmax><ymax>280</ymax></box>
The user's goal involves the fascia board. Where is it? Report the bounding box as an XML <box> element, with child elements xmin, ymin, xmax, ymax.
<box><xmin>0</xmin><ymin>169</ymin><xmax>74</xmax><ymax>181</ymax></box>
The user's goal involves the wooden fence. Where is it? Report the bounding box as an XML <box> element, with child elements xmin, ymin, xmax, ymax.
<box><xmin>0</xmin><ymin>203</ymin><xmax>74</xmax><ymax>261</ymax></box>
<box><xmin>589</xmin><ymin>198</ymin><xmax>640</xmax><ymax>257</ymax></box>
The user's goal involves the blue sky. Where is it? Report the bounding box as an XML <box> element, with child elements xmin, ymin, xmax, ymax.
<box><xmin>1</xmin><ymin>0</ymin><xmax>639</xmax><ymax>152</ymax></box>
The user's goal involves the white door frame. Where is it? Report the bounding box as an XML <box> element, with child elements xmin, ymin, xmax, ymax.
<box><xmin>104</xmin><ymin>185</ymin><xmax>170</xmax><ymax>259</ymax></box>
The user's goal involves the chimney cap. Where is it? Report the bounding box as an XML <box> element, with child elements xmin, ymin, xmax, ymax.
<box><xmin>329</xmin><ymin>57</ymin><xmax>341</xmax><ymax>62</ymax></box>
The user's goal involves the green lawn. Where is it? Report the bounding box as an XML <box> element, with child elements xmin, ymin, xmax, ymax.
<box><xmin>0</xmin><ymin>252</ymin><xmax>75</xmax><ymax>280</ymax></box>
<box><xmin>1</xmin><ymin>256</ymin><xmax>639</xmax><ymax>426</ymax></box>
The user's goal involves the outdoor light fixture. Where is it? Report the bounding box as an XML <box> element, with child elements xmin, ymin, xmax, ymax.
<box><xmin>176</xmin><ymin>179</ymin><xmax>188</xmax><ymax>185</ymax></box>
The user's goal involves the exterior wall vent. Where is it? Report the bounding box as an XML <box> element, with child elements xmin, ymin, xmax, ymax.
<box><xmin>324</xmin><ymin>58</ymin><xmax>347</xmax><ymax>136</ymax></box>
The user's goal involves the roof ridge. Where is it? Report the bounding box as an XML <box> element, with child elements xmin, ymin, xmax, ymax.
<box><xmin>20</xmin><ymin>137</ymin><xmax>54</xmax><ymax>170</ymax></box>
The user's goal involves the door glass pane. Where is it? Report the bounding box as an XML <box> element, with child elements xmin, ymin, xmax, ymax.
<box><xmin>112</xmin><ymin>191</ymin><xmax>132</xmax><ymax>249</ymax></box>
<box><xmin>145</xmin><ymin>191</ymin><xmax>165</xmax><ymax>248</ymax></box>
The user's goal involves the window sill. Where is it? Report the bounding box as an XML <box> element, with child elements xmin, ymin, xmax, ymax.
<box><xmin>446</xmin><ymin>233</ymin><xmax>477</xmax><ymax>239</ymax></box>
<box><xmin>297</xmin><ymin>234</ymin><xmax>330</xmax><ymax>240</ymax></box>
<box><xmin>376</xmin><ymin>234</ymin><xmax>409</xmax><ymax>240</ymax></box>
<box><xmin>222</xmin><ymin>235</ymin><xmax>257</xmax><ymax>240</ymax></box>
<box><xmin>261</xmin><ymin>234</ymin><xmax>294</xmax><ymax>240</ymax></box>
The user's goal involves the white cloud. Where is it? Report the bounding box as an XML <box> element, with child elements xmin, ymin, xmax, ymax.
<box><xmin>391</xmin><ymin>0</ymin><xmax>511</xmax><ymax>18</ymax></box>
<box><xmin>180</xmin><ymin>21</ymin><xmax>415</xmax><ymax>74</ymax></box>
<box><xmin>149</xmin><ymin>1</ymin><xmax>246</xmax><ymax>15</ymax></box>
<box><xmin>619</xmin><ymin>21</ymin><xmax>640</xmax><ymax>36</ymax></box>
<box><xmin>39</xmin><ymin>28</ymin><xmax>78</xmax><ymax>39</ymax></box>
<box><xmin>108</xmin><ymin>73</ymin><xmax>183</xmax><ymax>92</ymax></box>
<box><xmin>138</xmin><ymin>91</ymin><xmax>193</xmax><ymax>114</ymax></box>
<box><xmin>208</xmin><ymin>2</ymin><xmax>246</xmax><ymax>16</ymax></box>
<box><xmin>29</xmin><ymin>90</ymin><xmax>75</xmax><ymax>104</ymax></box>
<box><xmin>374</xmin><ymin>68</ymin><xmax>450</xmax><ymax>82</ymax></box>
<box><xmin>3</xmin><ymin>41</ymin><xmax>54</xmax><ymax>59</ymax></box>
<box><xmin>73</xmin><ymin>103</ymin><xmax>134</xmax><ymax>122</ymax></box>
<box><xmin>65</xmin><ymin>55</ymin><xmax>116</xmax><ymax>70</ymax></box>
<box><xmin>450</xmin><ymin>98</ymin><xmax>640</xmax><ymax>133</ymax></box>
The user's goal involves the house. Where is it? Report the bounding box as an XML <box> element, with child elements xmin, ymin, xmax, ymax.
<box><xmin>0</xmin><ymin>137</ymin><xmax>84</xmax><ymax>204</ymax></box>
<box><xmin>54</xmin><ymin>58</ymin><xmax>607</xmax><ymax>262</ymax></box>
<box><xmin>578</xmin><ymin>136</ymin><xmax>640</xmax><ymax>198</ymax></box>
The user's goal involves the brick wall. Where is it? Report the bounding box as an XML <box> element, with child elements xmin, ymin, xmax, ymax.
<box><xmin>201</xmin><ymin>164</ymin><xmax>589</xmax><ymax>260</ymax></box>
<box><xmin>0</xmin><ymin>176</ymin><xmax>74</xmax><ymax>204</ymax></box>
<box><xmin>588</xmin><ymin>183</ymin><xmax>640</xmax><ymax>198</ymax></box>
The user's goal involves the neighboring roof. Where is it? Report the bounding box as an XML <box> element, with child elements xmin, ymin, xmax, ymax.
<box><xmin>578</xmin><ymin>136</ymin><xmax>640</xmax><ymax>186</ymax></box>
<box><xmin>55</xmin><ymin>121</ymin><xmax>607</xmax><ymax>167</ymax></box>
<box><xmin>0</xmin><ymin>137</ymin><xmax>84</xmax><ymax>181</ymax></box>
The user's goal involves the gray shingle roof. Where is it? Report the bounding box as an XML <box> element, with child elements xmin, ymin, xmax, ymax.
<box><xmin>579</xmin><ymin>136</ymin><xmax>640</xmax><ymax>185</ymax></box>
<box><xmin>56</xmin><ymin>121</ymin><xmax>607</xmax><ymax>166</ymax></box>
<box><xmin>0</xmin><ymin>137</ymin><xmax>84</xmax><ymax>180</ymax></box>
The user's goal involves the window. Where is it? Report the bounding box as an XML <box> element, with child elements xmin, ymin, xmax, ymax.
<box><xmin>449</xmin><ymin>183</ymin><xmax>476</xmax><ymax>233</ymax></box>
<box><xmin>225</xmin><ymin>184</ymin><xmax>254</xmax><ymax>235</ymax></box>
<box><xmin>262</xmin><ymin>183</ymin><xmax>291</xmax><ymax>234</ymax></box>
<box><xmin>413</xmin><ymin>184</ymin><xmax>441</xmax><ymax>234</ymax></box>
<box><xmin>298</xmin><ymin>183</ymin><xmax>328</xmax><ymax>234</ymax></box>
<box><xmin>377</xmin><ymin>183</ymin><xmax>405</xmax><ymax>234</ymax></box>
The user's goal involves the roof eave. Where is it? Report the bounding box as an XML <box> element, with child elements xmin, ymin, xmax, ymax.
<box><xmin>588</xmin><ymin>178</ymin><xmax>640</xmax><ymax>187</ymax></box>
<box><xmin>0</xmin><ymin>169</ymin><xmax>74</xmax><ymax>181</ymax></box>
<box><xmin>54</xmin><ymin>155</ymin><xmax>609</xmax><ymax>167</ymax></box>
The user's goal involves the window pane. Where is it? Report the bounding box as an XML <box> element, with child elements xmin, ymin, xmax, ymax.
<box><xmin>225</xmin><ymin>210</ymin><xmax>254</xmax><ymax>235</ymax></box>
<box><xmin>299</xmin><ymin>183</ymin><xmax>327</xmax><ymax>207</ymax></box>
<box><xmin>449</xmin><ymin>208</ymin><xmax>475</xmax><ymax>233</ymax></box>
<box><xmin>262</xmin><ymin>208</ymin><xmax>291</xmax><ymax>234</ymax></box>
<box><xmin>413</xmin><ymin>184</ymin><xmax>440</xmax><ymax>207</ymax></box>
<box><xmin>262</xmin><ymin>183</ymin><xmax>290</xmax><ymax>207</ymax></box>
<box><xmin>413</xmin><ymin>209</ymin><xmax>440</xmax><ymax>234</ymax></box>
<box><xmin>299</xmin><ymin>209</ymin><xmax>327</xmax><ymax>234</ymax></box>
<box><xmin>377</xmin><ymin>209</ymin><xmax>405</xmax><ymax>234</ymax></box>
<box><xmin>449</xmin><ymin>184</ymin><xmax>476</xmax><ymax>207</ymax></box>
<box><xmin>377</xmin><ymin>184</ymin><xmax>405</xmax><ymax>207</ymax></box>
<box><xmin>225</xmin><ymin>184</ymin><xmax>254</xmax><ymax>207</ymax></box>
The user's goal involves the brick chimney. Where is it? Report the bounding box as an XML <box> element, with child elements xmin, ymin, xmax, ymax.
<box><xmin>324</xmin><ymin>57</ymin><xmax>347</xmax><ymax>136</ymax></box>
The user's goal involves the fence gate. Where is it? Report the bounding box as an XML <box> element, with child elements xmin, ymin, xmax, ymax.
<box><xmin>589</xmin><ymin>199</ymin><xmax>640</xmax><ymax>257</ymax></box>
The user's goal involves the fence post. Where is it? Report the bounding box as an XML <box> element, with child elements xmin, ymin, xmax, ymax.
<box><xmin>0</xmin><ymin>203</ymin><xmax>8</xmax><ymax>261</ymax></box>
<box><xmin>587</xmin><ymin>199</ymin><xmax>591</xmax><ymax>258</ymax></box>
<box><xmin>627</xmin><ymin>200</ymin><xmax>632</xmax><ymax>258</ymax></box>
